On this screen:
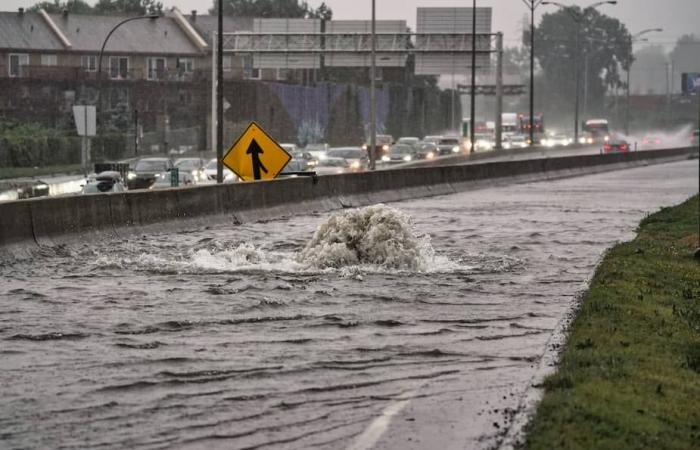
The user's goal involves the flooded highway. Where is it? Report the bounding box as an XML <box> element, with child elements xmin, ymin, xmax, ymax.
<box><xmin>1</xmin><ymin>159</ymin><xmax>698</xmax><ymax>450</ymax></box>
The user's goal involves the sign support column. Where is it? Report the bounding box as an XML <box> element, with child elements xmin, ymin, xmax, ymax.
<box><xmin>495</xmin><ymin>33</ymin><xmax>503</xmax><ymax>150</ymax></box>
<box><xmin>369</xmin><ymin>0</ymin><xmax>377</xmax><ymax>170</ymax></box>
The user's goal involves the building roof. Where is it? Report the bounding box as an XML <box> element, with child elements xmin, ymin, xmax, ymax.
<box><xmin>0</xmin><ymin>11</ymin><xmax>63</xmax><ymax>51</ymax></box>
<box><xmin>48</xmin><ymin>13</ymin><xmax>203</xmax><ymax>55</ymax></box>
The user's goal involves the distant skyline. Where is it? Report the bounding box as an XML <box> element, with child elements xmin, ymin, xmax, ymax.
<box><xmin>3</xmin><ymin>0</ymin><xmax>698</xmax><ymax>51</ymax></box>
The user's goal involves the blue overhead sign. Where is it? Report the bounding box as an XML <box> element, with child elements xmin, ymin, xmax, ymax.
<box><xmin>682</xmin><ymin>73</ymin><xmax>700</xmax><ymax>93</ymax></box>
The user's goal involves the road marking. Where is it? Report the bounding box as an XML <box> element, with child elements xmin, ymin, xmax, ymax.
<box><xmin>346</xmin><ymin>390</ymin><xmax>417</xmax><ymax>450</ymax></box>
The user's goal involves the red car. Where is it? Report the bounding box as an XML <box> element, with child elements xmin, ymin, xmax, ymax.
<box><xmin>602</xmin><ymin>140</ymin><xmax>630</xmax><ymax>154</ymax></box>
<box><xmin>642</xmin><ymin>136</ymin><xmax>662</xmax><ymax>147</ymax></box>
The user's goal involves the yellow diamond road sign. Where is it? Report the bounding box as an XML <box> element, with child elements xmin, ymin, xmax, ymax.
<box><xmin>222</xmin><ymin>122</ymin><xmax>292</xmax><ymax>181</ymax></box>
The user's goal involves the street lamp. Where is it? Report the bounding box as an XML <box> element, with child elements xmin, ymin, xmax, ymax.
<box><xmin>521</xmin><ymin>1</ymin><xmax>543</xmax><ymax>147</ymax></box>
<box><xmin>96</xmin><ymin>14</ymin><xmax>159</xmax><ymax>153</ymax></box>
<box><xmin>625</xmin><ymin>28</ymin><xmax>663</xmax><ymax>136</ymax></box>
<box><xmin>542</xmin><ymin>1</ymin><xmax>616</xmax><ymax>144</ymax></box>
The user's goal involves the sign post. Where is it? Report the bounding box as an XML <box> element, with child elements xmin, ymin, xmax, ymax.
<box><xmin>222</xmin><ymin>122</ymin><xmax>292</xmax><ymax>181</ymax></box>
<box><xmin>685</xmin><ymin>73</ymin><xmax>700</xmax><ymax>258</ymax></box>
<box><xmin>73</xmin><ymin>105</ymin><xmax>96</xmax><ymax>176</ymax></box>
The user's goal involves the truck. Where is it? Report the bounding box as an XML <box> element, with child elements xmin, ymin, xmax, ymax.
<box><xmin>581</xmin><ymin>119</ymin><xmax>610</xmax><ymax>144</ymax></box>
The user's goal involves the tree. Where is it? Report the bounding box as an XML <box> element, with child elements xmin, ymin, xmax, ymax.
<box><xmin>28</xmin><ymin>0</ymin><xmax>94</xmax><ymax>14</ymax></box>
<box><xmin>534</xmin><ymin>7</ymin><xmax>631</xmax><ymax>119</ymax></box>
<box><xmin>94</xmin><ymin>0</ymin><xmax>163</xmax><ymax>15</ymax></box>
<box><xmin>209</xmin><ymin>0</ymin><xmax>332</xmax><ymax>19</ymax></box>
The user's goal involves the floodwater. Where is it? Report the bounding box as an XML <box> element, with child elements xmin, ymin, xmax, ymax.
<box><xmin>1</xmin><ymin>160</ymin><xmax>697</xmax><ymax>450</ymax></box>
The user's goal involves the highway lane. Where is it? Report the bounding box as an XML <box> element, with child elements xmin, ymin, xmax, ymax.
<box><xmin>1</xmin><ymin>159</ymin><xmax>697</xmax><ymax>450</ymax></box>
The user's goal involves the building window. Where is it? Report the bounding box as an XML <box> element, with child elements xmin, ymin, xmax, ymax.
<box><xmin>109</xmin><ymin>56</ymin><xmax>129</xmax><ymax>79</ymax></box>
<box><xmin>81</xmin><ymin>55</ymin><xmax>97</xmax><ymax>72</ymax></box>
<box><xmin>177</xmin><ymin>57</ymin><xmax>194</xmax><ymax>73</ymax></box>
<box><xmin>243</xmin><ymin>56</ymin><xmax>260</xmax><ymax>80</ymax></box>
<box><xmin>9</xmin><ymin>53</ymin><xmax>29</xmax><ymax>77</ymax></box>
<box><xmin>147</xmin><ymin>57</ymin><xmax>167</xmax><ymax>80</ymax></box>
<box><xmin>41</xmin><ymin>54</ymin><xmax>57</xmax><ymax>66</ymax></box>
<box><xmin>277</xmin><ymin>68</ymin><xmax>289</xmax><ymax>81</ymax></box>
<box><xmin>222</xmin><ymin>55</ymin><xmax>232</xmax><ymax>72</ymax></box>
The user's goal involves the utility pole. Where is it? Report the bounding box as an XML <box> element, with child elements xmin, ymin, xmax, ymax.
<box><xmin>216</xmin><ymin>0</ymin><xmax>224</xmax><ymax>183</ymax></box>
<box><xmin>369</xmin><ymin>0</ymin><xmax>377</xmax><ymax>170</ymax></box>
<box><xmin>495</xmin><ymin>33</ymin><xmax>503</xmax><ymax>150</ymax></box>
<box><xmin>522</xmin><ymin>1</ymin><xmax>542</xmax><ymax>147</ymax></box>
<box><xmin>470</xmin><ymin>0</ymin><xmax>476</xmax><ymax>151</ymax></box>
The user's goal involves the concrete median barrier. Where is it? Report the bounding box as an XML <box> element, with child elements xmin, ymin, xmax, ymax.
<box><xmin>1</xmin><ymin>147</ymin><xmax>696</xmax><ymax>249</ymax></box>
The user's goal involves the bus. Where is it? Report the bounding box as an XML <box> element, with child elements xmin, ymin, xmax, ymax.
<box><xmin>581</xmin><ymin>119</ymin><xmax>610</xmax><ymax>144</ymax></box>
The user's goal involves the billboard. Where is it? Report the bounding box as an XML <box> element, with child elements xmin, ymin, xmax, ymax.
<box><xmin>682</xmin><ymin>73</ymin><xmax>700</xmax><ymax>93</ymax></box>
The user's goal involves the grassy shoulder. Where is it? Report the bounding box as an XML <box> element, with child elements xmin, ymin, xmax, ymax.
<box><xmin>524</xmin><ymin>195</ymin><xmax>700</xmax><ymax>450</ymax></box>
<box><xmin>0</xmin><ymin>165</ymin><xmax>82</xmax><ymax>180</ymax></box>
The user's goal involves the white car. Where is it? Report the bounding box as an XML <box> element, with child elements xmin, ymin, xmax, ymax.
<box><xmin>326</xmin><ymin>147</ymin><xmax>367</xmax><ymax>171</ymax></box>
<box><xmin>503</xmin><ymin>135</ymin><xmax>529</xmax><ymax>149</ymax></box>
<box><xmin>314</xmin><ymin>157</ymin><xmax>351</xmax><ymax>175</ymax></box>
<box><xmin>202</xmin><ymin>159</ymin><xmax>238</xmax><ymax>183</ymax></box>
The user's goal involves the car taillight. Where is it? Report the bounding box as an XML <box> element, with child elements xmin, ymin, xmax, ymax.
<box><xmin>642</xmin><ymin>139</ymin><xmax>649</xmax><ymax>144</ymax></box>
<box><xmin>619</xmin><ymin>144</ymin><xmax>628</xmax><ymax>151</ymax></box>
<box><xmin>603</xmin><ymin>144</ymin><xmax>612</xmax><ymax>151</ymax></box>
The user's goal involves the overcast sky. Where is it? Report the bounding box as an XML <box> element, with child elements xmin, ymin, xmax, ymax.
<box><xmin>4</xmin><ymin>0</ymin><xmax>698</xmax><ymax>50</ymax></box>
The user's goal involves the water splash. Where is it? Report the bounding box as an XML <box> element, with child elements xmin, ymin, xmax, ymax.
<box><xmin>299</xmin><ymin>205</ymin><xmax>448</xmax><ymax>271</ymax></box>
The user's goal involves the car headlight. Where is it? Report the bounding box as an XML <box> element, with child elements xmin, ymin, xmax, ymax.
<box><xmin>127</xmin><ymin>172</ymin><xmax>136</xmax><ymax>180</ymax></box>
<box><xmin>426</xmin><ymin>152</ymin><xmax>435</xmax><ymax>159</ymax></box>
<box><xmin>382</xmin><ymin>144</ymin><xmax>389</xmax><ymax>151</ymax></box>
<box><xmin>604</xmin><ymin>135</ymin><xmax>610</xmax><ymax>142</ymax></box>
<box><xmin>578</xmin><ymin>137</ymin><xmax>586</xmax><ymax>144</ymax></box>
<box><xmin>381</xmin><ymin>155</ymin><xmax>390</xmax><ymax>162</ymax></box>
<box><xmin>403</xmin><ymin>155</ymin><xmax>412</xmax><ymax>162</ymax></box>
<box><xmin>350</xmin><ymin>161</ymin><xmax>361</xmax><ymax>169</ymax></box>
<box><xmin>452</xmin><ymin>145</ymin><xmax>460</xmax><ymax>153</ymax></box>
<box><xmin>587</xmin><ymin>138</ymin><xmax>593</xmax><ymax>144</ymax></box>
<box><xmin>362</xmin><ymin>144</ymin><xmax>368</xmax><ymax>150</ymax></box>
<box><xmin>155</xmin><ymin>173</ymin><xmax>162</xmax><ymax>179</ymax></box>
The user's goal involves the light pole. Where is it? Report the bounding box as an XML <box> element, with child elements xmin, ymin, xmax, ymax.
<box><xmin>542</xmin><ymin>1</ymin><xmax>616</xmax><ymax>144</ymax></box>
<box><xmin>470</xmin><ymin>0</ymin><xmax>476</xmax><ymax>152</ymax></box>
<box><xmin>625</xmin><ymin>28</ymin><xmax>663</xmax><ymax>136</ymax></box>
<box><xmin>96</xmin><ymin>14</ymin><xmax>158</xmax><ymax>153</ymax></box>
<box><xmin>521</xmin><ymin>1</ymin><xmax>543</xmax><ymax>146</ymax></box>
<box><xmin>369</xmin><ymin>0</ymin><xmax>376</xmax><ymax>170</ymax></box>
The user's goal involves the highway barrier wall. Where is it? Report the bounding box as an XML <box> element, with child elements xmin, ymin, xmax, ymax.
<box><xmin>1</xmin><ymin>147</ymin><xmax>696</xmax><ymax>250</ymax></box>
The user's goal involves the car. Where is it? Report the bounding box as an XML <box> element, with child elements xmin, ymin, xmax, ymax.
<box><xmin>202</xmin><ymin>158</ymin><xmax>238</xmax><ymax>183</ymax></box>
<box><xmin>174</xmin><ymin>157</ymin><xmax>207</xmax><ymax>183</ymax></box>
<box><xmin>397</xmin><ymin>137</ymin><xmax>420</xmax><ymax>147</ymax></box>
<box><xmin>305</xmin><ymin>143</ymin><xmax>329</xmax><ymax>163</ymax></box>
<box><xmin>422</xmin><ymin>135</ymin><xmax>442</xmax><ymax>145</ymax></box>
<box><xmin>413</xmin><ymin>142</ymin><xmax>438</xmax><ymax>160</ymax></box>
<box><xmin>381</xmin><ymin>143</ymin><xmax>418</xmax><ymax>164</ymax></box>
<box><xmin>473</xmin><ymin>133</ymin><xmax>494</xmax><ymax>152</ymax></box>
<box><xmin>149</xmin><ymin>170</ymin><xmax>195</xmax><ymax>189</ymax></box>
<box><xmin>314</xmin><ymin>157</ymin><xmax>351</xmax><ymax>175</ymax></box>
<box><xmin>436</xmin><ymin>137</ymin><xmax>462</xmax><ymax>155</ymax></box>
<box><xmin>542</xmin><ymin>133</ymin><xmax>572</xmax><ymax>147</ymax></box>
<box><xmin>641</xmin><ymin>135</ymin><xmax>663</xmax><ymax>148</ymax></box>
<box><xmin>279</xmin><ymin>159</ymin><xmax>309</xmax><ymax>177</ymax></box>
<box><xmin>362</xmin><ymin>134</ymin><xmax>393</xmax><ymax>158</ymax></box>
<box><xmin>127</xmin><ymin>157</ymin><xmax>173</xmax><ymax>190</ymax></box>
<box><xmin>601</xmin><ymin>139</ymin><xmax>630</xmax><ymax>154</ymax></box>
<box><xmin>503</xmin><ymin>134</ymin><xmax>529</xmax><ymax>150</ymax></box>
<box><xmin>291</xmin><ymin>151</ymin><xmax>316</xmax><ymax>170</ymax></box>
<box><xmin>327</xmin><ymin>147</ymin><xmax>367</xmax><ymax>171</ymax></box>
<box><xmin>82</xmin><ymin>171</ymin><xmax>126</xmax><ymax>194</ymax></box>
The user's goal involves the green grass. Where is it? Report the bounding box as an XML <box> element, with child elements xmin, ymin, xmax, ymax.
<box><xmin>0</xmin><ymin>164</ymin><xmax>82</xmax><ymax>180</ymax></box>
<box><xmin>523</xmin><ymin>196</ymin><xmax>700</xmax><ymax>450</ymax></box>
